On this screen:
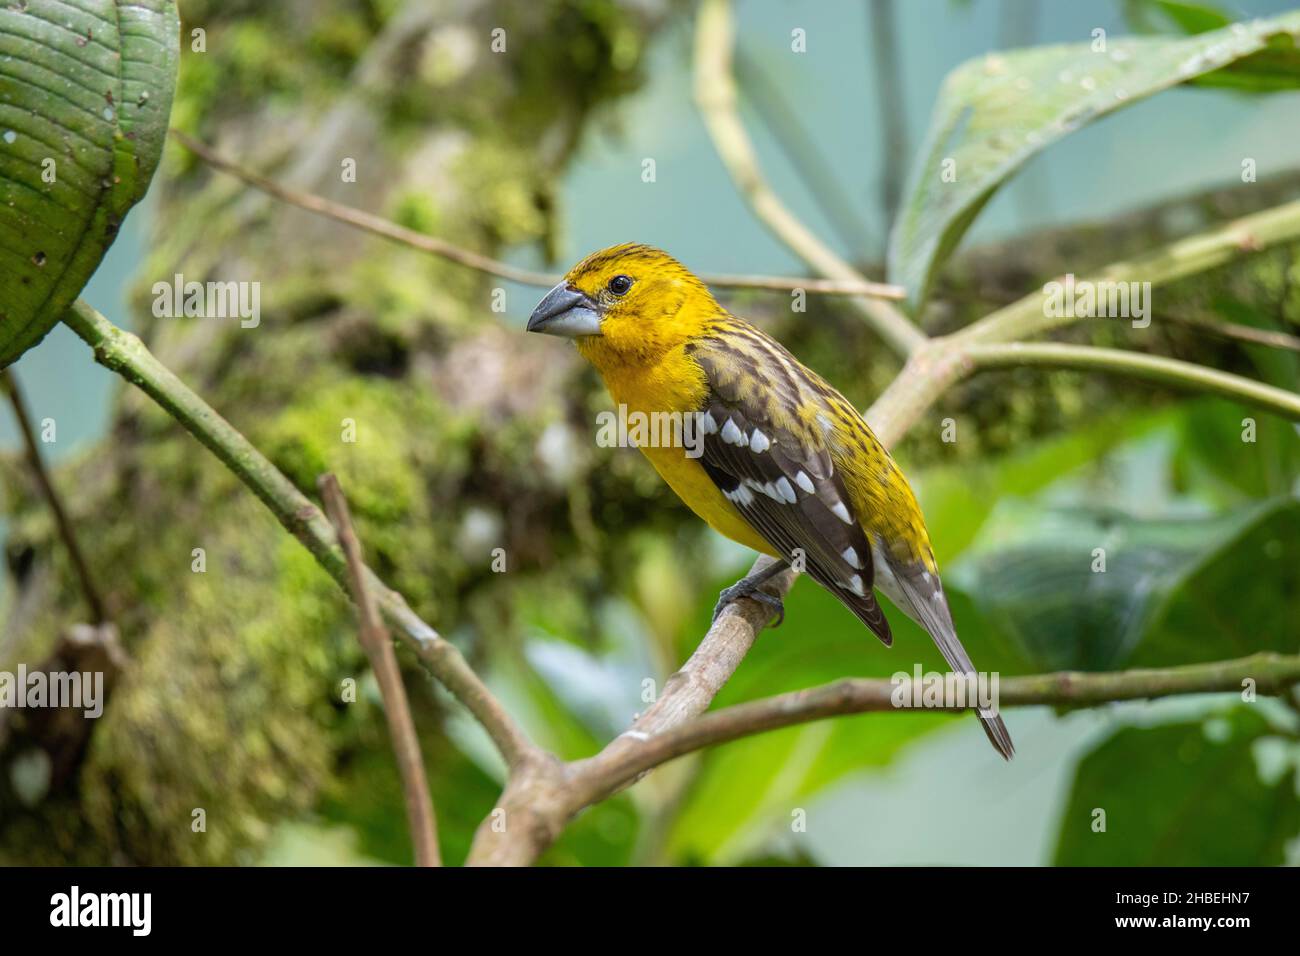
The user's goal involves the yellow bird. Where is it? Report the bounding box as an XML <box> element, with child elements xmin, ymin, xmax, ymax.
<box><xmin>527</xmin><ymin>243</ymin><xmax>1013</xmax><ymax>759</ymax></box>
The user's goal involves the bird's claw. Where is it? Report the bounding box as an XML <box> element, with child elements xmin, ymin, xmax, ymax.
<box><xmin>712</xmin><ymin>580</ymin><xmax>785</xmax><ymax>628</ymax></box>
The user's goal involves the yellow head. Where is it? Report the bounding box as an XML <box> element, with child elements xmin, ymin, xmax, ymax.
<box><xmin>527</xmin><ymin>243</ymin><xmax>720</xmax><ymax>368</ymax></box>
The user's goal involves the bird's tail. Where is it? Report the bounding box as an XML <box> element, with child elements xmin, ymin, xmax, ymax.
<box><xmin>874</xmin><ymin>549</ymin><xmax>1015</xmax><ymax>760</ymax></box>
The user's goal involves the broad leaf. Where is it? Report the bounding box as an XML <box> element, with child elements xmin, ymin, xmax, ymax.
<box><xmin>889</xmin><ymin>11</ymin><xmax>1300</xmax><ymax>310</ymax></box>
<box><xmin>0</xmin><ymin>0</ymin><xmax>179</xmax><ymax>367</ymax></box>
<box><xmin>949</xmin><ymin>498</ymin><xmax>1300</xmax><ymax>672</ymax></box>
<box><xmin>1054</xmin><ymin>707</ymin><xmax>1299</xmax><ymax>865</ymax></box>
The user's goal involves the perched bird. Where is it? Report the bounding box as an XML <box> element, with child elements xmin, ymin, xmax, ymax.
<box><xmin>527</xmin><ymin>243</ymin><xmax>1013</xmax><ymax>759</ymax></box>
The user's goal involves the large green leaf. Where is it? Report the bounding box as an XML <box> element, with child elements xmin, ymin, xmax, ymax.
<box><xmin>950</xmin><ymin>498</ymin><xmax>1300</xmax><ymax>672</ymax></box>
<box><xmin>1054</xmin><ymin>707</ymin><xmax>1300</xmax><ymax>865</ymax></box>
<box><xmin>0</xmin><ymin>0</ymin><xmax>179</xmax><ymax>367</ymax></box>
<box><xmin>888</xmin><ymin>11</ymin><xmax>1300</xmax><ymax>310</ymax></box>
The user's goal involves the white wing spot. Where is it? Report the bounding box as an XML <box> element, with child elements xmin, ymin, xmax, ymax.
<box><xmin>725</xmin><ymin>483</ymin><xmax>755</xmax><ymax>506</ymax></box>
<box><xmin>701</xmin><ymin>412</ymin><xmax>718</xmax><ymax>435</ymax></box>
<box><xmin>841</xmin><ymin>546</ymin><xmax>862</xmax><ymax>569</ymax></box>
<box><xmin>721</xmin><ymin>418</ymin><xmax>747</xmax><ymax>446</ymax></box>
<box><xmin>845</xmin><ymin>574</ymin><xmax>866</xmax><ymax>597</ymax></box>
<box><xmin>831</xmin><ymin>500</ymin><xmax>853</xmax><ymax>524</ymax></box>
<box><xmin>774</xmin><ymin>476</ymin><xmax>796</xmax><ymax>503</ymax></box>
<box><xmin>794</xmin><ymin>470</ymin><xmax>814</xmax><ymax>493</ymax></box>
<box><xmin>750</xmin><ymin>428</ymin><xmax>770</xmax><ymax>453</ymax></box>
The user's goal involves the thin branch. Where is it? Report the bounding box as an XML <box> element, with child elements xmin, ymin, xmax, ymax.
<box><xmin>692</xmin><ymin>0</ymin><xmax>926</xmax><ymax>356</ymax></box>
<box><xmin>966</xmin><ymin>341</ymin><xmax>1300</xmax><ymax>421</ymax></box>
<box><xmin>1</xmin><ymin>369</ymin><xmax>106</xmax><ymax>624</ymax></box>
<box><xmin>319</xmin><ymin>473</ymin><xmax>441</xmax><ymax>867</ymax></box>
<box><xmin>572</xmin><ymin>652</ymin><xmax>1300</xmax><ymax>791</ymax></box>
<box><xmin>735</xmin><ymin>47</ymin><xmax>874</xmax><ymax>253</ymax></box>
<box><xmin>61</xmin><ymin>299</ymin><xmax>537</xmax><ymax>770</ymax></box>
<box><xmin>1158</xmin><ymin>311</ymin><xmax>1300</xmax><ymax>353</ymax></box>
<box><xmin>169</xmin><ymin>128</ymin><xmax>905</xmax><ymax>302</ymax></box>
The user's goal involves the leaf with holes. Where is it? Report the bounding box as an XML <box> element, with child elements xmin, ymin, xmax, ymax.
<box><xmin>888</xmin><ymin>11</ymin><xmax>1300</xmax><ymax>311</ymax></box>
<box><xmin>0</xmin><ymin>0</ymin><xmax>179</xmax><ymax>367</ymax></box>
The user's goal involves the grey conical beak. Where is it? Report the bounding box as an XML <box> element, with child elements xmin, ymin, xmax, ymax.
<box><xmin>527</xmin><ymin>282</ymin><xmax>603</xmax><ymax>337</ymax></box>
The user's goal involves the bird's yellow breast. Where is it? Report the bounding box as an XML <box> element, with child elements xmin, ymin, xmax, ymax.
<box><xmin>586</xmin><ymin>342</ymin><xmax>776</xmax><ymax>557</ymax></box>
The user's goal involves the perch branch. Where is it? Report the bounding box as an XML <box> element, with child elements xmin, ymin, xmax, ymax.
<box><xmin>169</xmin><ymin>129</ymin><xmax>905</xmax><ymax>301</ymax></box>
<box><xmin>61</xmin><ymin>299</ymin><xmax>536</xmax><ymax>770</ymax></box>
<box><xmin>320</xmin><ymin>473</ymin><xmax>441</xmax><ymax>867</ymax></box>
<box><xmin>692</xmin><ymin>0</ymin><xmax>925</xmax><ymax>357</ymax></box>
<box><xmin>475</xmin><ymin>649</ymin><xmax>1300</xmax><ymax>864</ymax></box>
<box><xmin>1</xmin><ymin>369</ymin><xmax>106</xmax><ymax>624</ymax></box>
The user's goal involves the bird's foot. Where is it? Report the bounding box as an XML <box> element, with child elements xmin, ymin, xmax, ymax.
<box><xmin>712</xmin><ymin>572</ymin><xmax>786</xmax><ymax>627</ymax></box>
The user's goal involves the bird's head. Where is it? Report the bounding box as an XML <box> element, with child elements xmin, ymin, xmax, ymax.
<box><xmin>527</xmin><ymin>243</ymin><xmax>719</xmax><ymax>367</ymax></box>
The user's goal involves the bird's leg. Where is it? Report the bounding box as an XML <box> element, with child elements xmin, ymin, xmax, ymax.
<box><xmin>712</xmin><ymin>558</ymin><xmax>790</xmax><ymax>627</ymax></box>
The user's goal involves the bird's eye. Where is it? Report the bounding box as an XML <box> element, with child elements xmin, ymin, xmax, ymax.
<box><xmin>607</xmin><ymin>275</ymin><xmax>633</xmax><ymax>296</ymax></box>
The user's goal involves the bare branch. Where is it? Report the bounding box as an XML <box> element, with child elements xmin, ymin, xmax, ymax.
<box><xmin>61</xmin><ymin>299</ymin><xmax>537</xmax><ymax>770</ymax></box>
<box><xmin>568</xmin><ymin>652</ymin><xmax>1300</xmax><ymax>791</ymax></box>
<box><xmin>692</xmin><ymin>0</ymin><xmax>926</xmax><ymax>356</ymax></box>
<box><xmin>319</xmin><ymin>473</ymin><xmax>441</xmax><ymax>867</ymax></box>
<box><xmin>1</xmin><ymin>369</ymin><xmax>106</xmax><ymax>624</ymax></box>
<box><xmin>169</xmin><ymin>129</ymin><xmax>905</xmax><ymax>302</ymax></box>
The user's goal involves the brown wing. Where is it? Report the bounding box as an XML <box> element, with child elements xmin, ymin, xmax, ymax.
<box><xmin>689</xmin><ymin>326</ymin><xmax>892</xmax><ymax>645</ymax></box>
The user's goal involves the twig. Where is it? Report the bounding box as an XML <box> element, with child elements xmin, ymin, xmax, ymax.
<box><xmin>966</xmin><ymin>341</ymin><xmax>1300</xmax><ymax>420</ymax></box>
<box><xmin>61</xmin><ymin>299</ymin><xmax>537</xmax><ymax>770</ymax></box>
<box><xmin>1158</xmin><ymin>311</ymin><xmax>1300</xmax><ymax>353</ymax></box>
<box><xmin>319</xmin><ymin>473</ymin><xmax>441</xmax><ymax>867</ymax></box>
<box><xmin>692</xmin><ymin>0</ymin><xmax>926</xmax><ymax>356</ymax></box>
<box><xmin>0</xmin><ymin>369</ymin><xmax>106</xmax><ymax>624</ymax></box>
<box><xmin>168</xmin><ymin>128</ymin><xmax>905</xmax><ymax>301</ymax></box>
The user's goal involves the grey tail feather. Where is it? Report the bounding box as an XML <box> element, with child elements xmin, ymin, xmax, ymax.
<box><xmin>975</xmin><ymin>709</ymin><xmax>1015</xmax><ymax>761</ymax></box>
<box><xmin>884</xmin><ymin>556</ymin><xmax>1015</xmax><ymax>760</ymax></box>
